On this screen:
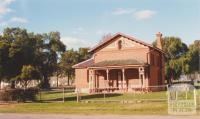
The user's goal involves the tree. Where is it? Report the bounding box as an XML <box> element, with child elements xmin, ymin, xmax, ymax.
<box><xmin>0</xmin><ymin>39</ymin><xmax>10</xmax><ymax>89</ymax></box>
<box><xmin>153</xmin><ymin>36</ymin><xmax>189</xmax><ymax>84</ymax></box>
<box><xmin>18</xmin><ymin>65</ymin><xmax>40</xmax><ymax>89</ymax></box>
<box><xmin>166</xmin><ymin>55</ymin><xmax>190</xmax><ymax>80</ymax></box>
<box><xmin>163</xmin><ymin>37</ymin><xmax>188</xmax><ymax>59</ymax></box>
<box><xmin>186</xmin><ymin>40</ymin><xmax>200</xmax><ymax>73</ymax></box>
<box><xmin>59</xmin><ymin>49</ymin><xmax>79</xmax><ymax>85</ymax></box>
<box><xmin>78</xmin><ymin>47</ymin><xmax>91</xmax><ymax>62</ymax></box>
<box><xmin>39</xmin><ymin>32</ymin><xmax>66</xmax><ymax>88</ymax></box>
<box><xmin>54</xmin><ymin>64</ymin><xmax>62</xmax><ymax>87</ymax></box>
<box><xmin>0</xmin><ymin>27</ymin><xmax>66</xmax><ymax>89</ymax></box>
<box><xmin>59</xmin><ymin>48</ymin><xmax>91</xmax><ymax>85</ymax></box>
<box><xmin>1</xmin><ymin>28</ymin><xmax>37</xmax><ymax>88</ymax></box>
<box><xmin>163</xmin><ymin>37</ymin><xmax>188</xmax><ymax>82</ymax></box>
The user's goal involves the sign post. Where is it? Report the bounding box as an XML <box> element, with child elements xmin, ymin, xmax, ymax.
<box><xmin>167</xmin><ymin>84</ymin><xmax>197</xmax><ymax>115</ymax></box>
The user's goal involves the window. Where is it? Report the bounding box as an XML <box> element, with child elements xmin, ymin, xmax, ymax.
<box><xmin>118</xmin><ymin>40</ymin><xmax>122</xmax><ymax>50</ymax></box>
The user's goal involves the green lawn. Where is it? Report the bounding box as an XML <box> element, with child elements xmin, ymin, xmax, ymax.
<box><xmin>0</xmin><ymin>88</ymin><xmax>199</xmax><ymax>115</ymax></box>
<box><xmin>0</xmin><ymin>101</ymin><xmax>168</xmax><ymax>115</ymax></box>
<box><xmin>38</xmin><ymin>89</ymin><xmax>169</xmax><ymax>102</ymax></box>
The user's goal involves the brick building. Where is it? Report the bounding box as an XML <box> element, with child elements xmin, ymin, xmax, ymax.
<box><xmin>73</xmin><ymin>32</ymin><xmax>165</xmax><ymax>93</ymax></box>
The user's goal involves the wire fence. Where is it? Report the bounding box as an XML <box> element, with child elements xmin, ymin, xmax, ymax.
<box><xmin>76</xmin><ymin>85</ymin><xmax>167</xmax><ymax>102</ymax></box>
<box><xmin>36</xmin><ymin>85</ymin><xmax>200</xmax><ymax>106</ymax></box>
<box><xmin>37</xmin><ymin>86</ymin><xmax>75</xmax><ymax>102</ymax></box>
<box><xmin>0</xmin><ymin>85</ymin><xmax>200</xmax><ymax>106</ymax></box>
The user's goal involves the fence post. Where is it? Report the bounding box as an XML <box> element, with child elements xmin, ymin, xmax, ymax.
<box><xmin>77</xmin><ymin>88</ymin><xmax>80</xmax><ymax>102</ymax></box>
<box><xmin>122</xmin><ymin>92</ymin><xmax>124</xmax><ymax>104</ymax></box>
<box><xmin>39</xmin><ymin>88</ymin><xmax>42</xmax><ymax>102</ymax></box>
<box><xmin>103</xmin><ymin>92</ymin><xmax>106</xmax><ymax>103</ymax></box>
<box><xmin>63</xmin><ymin>87</ymin><xmax>65</xmax><ymax>102</ymax></box>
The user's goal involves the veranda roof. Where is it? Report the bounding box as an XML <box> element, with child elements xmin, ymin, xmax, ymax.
<box><xmin>73</xmin><ymin>59</ymin><xmax>147</xmax><ymax>69</ymax></box>
<box><xmin>91</xmin><ymin>59</ymin><xmax>147</xmax><ymax>67</ymax></box>
<box><xmin>72</xmin><ymin>58</ymin><xmax>94</xmax><ymax>68</ymax></box>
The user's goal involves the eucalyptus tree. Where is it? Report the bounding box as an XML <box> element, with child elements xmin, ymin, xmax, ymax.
<box><xmin>39</xmin><ymin>32</ymin><xmax>66</xmax><ymax>88</ymax></box>
<box><xmin>17</xmin><ymin>65</ymin><xmax>40</xmax><ymax>89</ymax></box>
<box><xmin>78</xmin><ymin>47</ymin><xmax>91</xmax><ymax>62</ymax></box>
<box><xmin>186</xmin><ymin>40</ymin><xmax>200</xmax><ymax>73</ymax></box>
<box><xmin>0</xmin><ymin>28</ymin><xmax>66</xmax><ymax>89</ymax></box>
<box><xmin>59</xmin><ymin>49</ymin><xmax>79</xmax><ymax>85</ymax></box>
<box><xmin>0</xmin><ymin>28</ymin><xmax>37</xmax><ymax>88</ymax></box>
<box><xmin>163</xmin><ymin>37</ymin><xmax>188</xmax><ymax>82</ymax></box>
<box><xmin>0</xmin><ymin>36</ymin><xmax>10</xmax><ymax>88</ymax></box>
<box><xmin>59</xmin><ymin>48</ymin><xmax>91</xmax><ymax>85</ymax></box>
<box><xmin>153</xmin><ymin>36</ymin><xmax>189</xmax><ymax>84</ymax></box>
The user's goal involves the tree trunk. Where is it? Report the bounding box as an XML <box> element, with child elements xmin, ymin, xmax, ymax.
<box><xmin>67</xmin><ymin>73</ymin><xmax>70</xmax><ymax>86</ymax></box>
<box><xmin>41</xmin><ymin>74</ymin><xmax>50</xmax><ymax>89</ymax></box>
<box><xmin>24</xmin><ymin>81</ymin><xmax>28</xmax><ymax>90</ymax></box>
<box><xmin>57</xmin><ymin>72</ymin><xmax>59</xmax><ymax>87</ymax></box>
<box><xmin>11</xmin><ymin>81</ymin><xmax>15</xmax><ymax>89</ymax></box>
<box><xmin>0</xmin><ymin>79</ymin><xmax>1</xmax><ymax>90</ymax></box>
<box><xmin>167</xmin><ymin>78</ymin><xmax>172</xmax><ymax>86</ymax></box>
<box><xmin>167</xmin><ymin>69</ymin><xmax>174</xmax><ymax>86</ymax></box>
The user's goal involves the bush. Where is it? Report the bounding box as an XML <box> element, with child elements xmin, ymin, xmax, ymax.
<box><xmin>0</xmin><ymin>88</ymin><xmax>38</xmax><ymax>102</ymax></box>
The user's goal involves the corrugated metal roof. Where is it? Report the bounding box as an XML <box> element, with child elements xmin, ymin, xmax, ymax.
<box><xmin>72</xmin><ymin>58</ymin><xmax>94</xmax><ymax>68</ymax></box>
<box><xmin>91</xmin><ymin>59</ymin><xmax>146</xmax><ymax>67</ymax></box>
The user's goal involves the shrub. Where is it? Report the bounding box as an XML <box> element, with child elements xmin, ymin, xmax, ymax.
<box><xmin>0</xmin><ymin>88</ymin><xmax>38</xmax><ymax>102</ymax></box>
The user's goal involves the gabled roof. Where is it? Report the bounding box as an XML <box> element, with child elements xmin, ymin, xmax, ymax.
<box><xmin>89</xmin><ymin>32</ymin><xmax>164</xmax><ymax>53</ymax></box>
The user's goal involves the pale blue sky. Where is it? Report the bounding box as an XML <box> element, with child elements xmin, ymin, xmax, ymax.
<box><xmin>0</xmin><ymin>0</ymin><xmax>200</xmax><ymax>49</ymax></box>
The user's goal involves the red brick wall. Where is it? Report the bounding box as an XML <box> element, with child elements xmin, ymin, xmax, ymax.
<box><xmin>93</xmin><ymin>36</ymin><xmax>150</xmax><ymax>63</ymax></box>
<box><xmin>75</xmin><ymin>69</ymin><xmax>88</xmax><ymax>89</ymax></box>
<box><xmin>74</xmin><ymin>36</ymin><xmax>165</xmax><ymax>90</ymax></box>
<box><xmin>149</xmin><ymin>49</ymin><xmax>165</xmax><ymax>86</ymax></box>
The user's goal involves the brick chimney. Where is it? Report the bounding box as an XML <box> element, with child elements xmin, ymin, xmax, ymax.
<box><xmin>156</xmin><ymin>32</ymin><xmax>163</xmax><ymax>50</ymax></box>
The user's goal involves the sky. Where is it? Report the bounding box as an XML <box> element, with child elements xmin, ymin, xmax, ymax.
<box><xmin>0</xmin><ymin>0</ymin><xmax>200</xmax><ymax>49</ymax></box>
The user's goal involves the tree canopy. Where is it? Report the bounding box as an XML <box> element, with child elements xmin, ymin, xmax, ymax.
<box><xmin>0</xmin><ymin>27</ymin><xmax>66</xmax><ymax>89</ymax></box>
<box><xmin>59</xmin><ymin>48</ymin><xmax>91</xmax><ymax>85</ymax></box>
<box><xmin>154</xmin><ymin>36</ymin><xmax>200</xmax><ymax>82</ymax></box>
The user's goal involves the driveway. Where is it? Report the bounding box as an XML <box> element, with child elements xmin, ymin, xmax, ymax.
<box><xmin>0</xmin><ymin>113</ymin><xmax>199</xmax><ymax>119</ymax></box>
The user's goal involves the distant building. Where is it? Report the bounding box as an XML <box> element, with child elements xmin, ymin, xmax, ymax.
<box><xmin>0</xmin><ymin>82</ymin><xmax>10</xmax><ymax>89</ymax></box>
<box><xmin>0</xmin><ymin>76</ymin><xmax>70</xmax><ymax>89</ymax></box>
<box><xmin>49</xmin><ymin>76</ymin><xmax>70</xmax><ymax>87</ymax></box>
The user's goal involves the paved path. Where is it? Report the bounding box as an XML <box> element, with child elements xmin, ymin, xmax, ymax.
<box><xmin>0</xmin><ymin>113</ymin><xmax>199</xmax><ymax>119</ymax></box>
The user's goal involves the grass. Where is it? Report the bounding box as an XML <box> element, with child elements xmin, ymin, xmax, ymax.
<box><xmin>39</xmin><ymin>89</ymin><xmax>168</xmax><ymax>102</ymax></box>
<box><xmin>0</xmin><ymin>88</ymin><xmax>199</xmax><ymax>115</ymax></box>
<box><xmin>0</xmin><ymin>102</ymin><xmax>168</xmax><ymax>115</ymax></box>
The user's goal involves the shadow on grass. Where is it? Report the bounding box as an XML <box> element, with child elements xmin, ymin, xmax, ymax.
<box><xmin>195</xmin><ymin>86</ymin><xmax>200</xmax><ymax>89</ymax></box>
<box><xmin>39</xmin><ymin>93</ymin><xmax>122</xmax><ymax>102</ymax></box>
<box><xmin>41</xmin><ymin>90</ymin><xmax>74</xmax><ymax>95</ymax></box>
<box><xmin>82</xmin><ymin>93</ymin><xmax>122</xmax><ymax>100</ymax></box>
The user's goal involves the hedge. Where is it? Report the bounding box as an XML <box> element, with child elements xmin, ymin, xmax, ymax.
<box><xmin>0</xmin><ymin>88</ymin><xmax>38</xmax><ymax>102</ymax></box>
